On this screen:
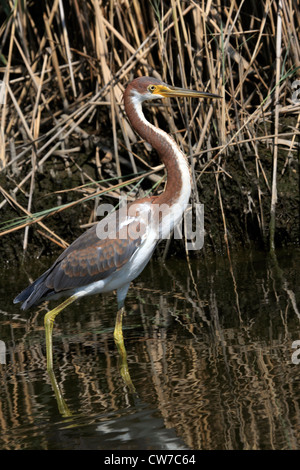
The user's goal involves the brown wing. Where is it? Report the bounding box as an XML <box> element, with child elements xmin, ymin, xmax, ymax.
<box><xmin>14</xmin><ymin>202</ymin><xmax>153</xmax><ymax>310</ymax></box>
<box><xmin>44</xmin><ymin>209</ymin><xmax>148</xmax><ymax>292</ymax></box>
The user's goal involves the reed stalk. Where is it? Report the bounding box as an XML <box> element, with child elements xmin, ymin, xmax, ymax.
<box><xmin>0</xmin><ymin>0</ymin><xmax>299</xmax><ymax>254</ymax></box>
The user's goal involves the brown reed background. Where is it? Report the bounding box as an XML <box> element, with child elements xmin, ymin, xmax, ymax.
<box><xmin>0</xmin><ymin>0</ymin><xmax>299</xmax><ymax>258</ymax></box>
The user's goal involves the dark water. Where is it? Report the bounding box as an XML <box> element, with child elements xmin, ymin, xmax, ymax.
<box><xmin>0</xmin><ymin>248</ymin><xmax>300</xmax><ymax>450</ymax></box>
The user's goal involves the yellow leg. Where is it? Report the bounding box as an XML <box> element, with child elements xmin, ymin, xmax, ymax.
<box><xmin>113</xmin><ymin>307</ymin><xmax>135</xmax><ymax>393</ymax></box>
<box><xmin>44</xmin><ymin>295</ymin><xmax>78</xmax><ymax>371</ymax></box>
<box><xmin>47</xmin><ymin>367</ymin><xmax>72</xmax><ymax>417</ymax></box>
<box><xmin>114</xmin><ymin>307</ymin><xmax>125</xmax><ymax>345</ymax></box>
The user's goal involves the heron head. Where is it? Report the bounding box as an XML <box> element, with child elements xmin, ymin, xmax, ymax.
<box><xmin>125</xmin><ymin>76</ymin><xmax>222</xmax><ymax>103</ymax></box>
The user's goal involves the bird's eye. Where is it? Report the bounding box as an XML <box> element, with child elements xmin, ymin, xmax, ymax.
<box><xmin>148</xmin><ymin>85</ymin><xmax>156</xmax><ymax>93</ymax></box>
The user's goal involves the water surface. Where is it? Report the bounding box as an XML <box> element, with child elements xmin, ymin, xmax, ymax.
<box><xmin>0</xmin><ymin>248</ymin><xmax>300</xmax><ymax>450</ymax></box>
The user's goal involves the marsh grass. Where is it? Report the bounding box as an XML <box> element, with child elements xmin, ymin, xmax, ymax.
<box><xmin>0</xmin><ymin>0</ymin><xmax>299</xmax><ymax>256</ymax></box>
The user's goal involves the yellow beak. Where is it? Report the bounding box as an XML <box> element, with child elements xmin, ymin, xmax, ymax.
<box><xmin>154</xmin><ymin>84</ymin><xmax>222</xmax><ymax>100</ymax></box>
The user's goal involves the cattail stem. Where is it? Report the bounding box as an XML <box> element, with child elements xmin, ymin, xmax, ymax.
<box><xmin>269</xmin><ymin>0</ymin><xmax>283</xmax><ymax>252</ymax></box>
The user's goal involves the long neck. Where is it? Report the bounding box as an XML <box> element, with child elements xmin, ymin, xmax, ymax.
<box><xmin>124</xmin><ymin>91</ymin><xmax>191</xmax><ymax>207</ymax></box>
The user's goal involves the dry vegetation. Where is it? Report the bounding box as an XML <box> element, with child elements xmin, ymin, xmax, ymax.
<box><xmin>0</xmin><ymin>0</ymin><xmax>299</xmax><ymax>258</ymax></box>
<box><xmin>1</xmin><ymin>1</ymin><xmax>300</xmax><ymax>449</ymax></box>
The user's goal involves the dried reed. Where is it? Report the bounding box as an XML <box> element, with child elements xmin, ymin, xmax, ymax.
<box><xmin>0</xmin><ymin>0</ymin><xmax>299</xmax><ymax>255</ymax></box>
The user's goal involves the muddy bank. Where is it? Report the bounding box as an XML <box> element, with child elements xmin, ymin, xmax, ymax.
<box><xmin>1</xmin><ymin>119</ymin><xmax>298</xmax><ymax>263</ymax></box>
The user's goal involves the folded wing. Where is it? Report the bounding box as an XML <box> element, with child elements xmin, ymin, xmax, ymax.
<box><xmin>14</xmin><ymin>205</ymin><xmax>150</xmax><ymax>310</ymax></box>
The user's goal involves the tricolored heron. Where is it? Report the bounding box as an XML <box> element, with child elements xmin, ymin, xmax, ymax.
<box><xmin>14</xmin><ymin>77</ymin><xmax>220</xmax><ymax>373</ymax></box>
